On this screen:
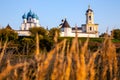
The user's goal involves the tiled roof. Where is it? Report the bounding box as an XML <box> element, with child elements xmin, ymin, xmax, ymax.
<box><xmin>5</xmin><ymin>24</ymin><xmax>12</xmax><ymax>30</ymax></box>
<box><xmin>61</xmin><ymin>19</ymin><xmax>70</xmax><ymax>28</ymax></box>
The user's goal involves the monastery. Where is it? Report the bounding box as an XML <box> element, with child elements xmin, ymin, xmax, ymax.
<box><xmin>17</xmin><ymin>6</ymin><xmax>99</xmax><ymax>37</ymax></box>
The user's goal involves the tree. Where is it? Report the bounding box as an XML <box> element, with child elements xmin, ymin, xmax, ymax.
<box><xmin>18</xmin><ymin>37</ymin><xmax>35</xmax><ymax>54</ymax></box>
<box><xmin>49</xmin><ymin>27</ymin><xmax>60</xmax><ymax>38</ymax></box>
<box><xmin>40</xmin><ymin>37</ymin><xmax>53</xmax><ymax>52</ymax></box>
<box><xmin>112</xmin><ymin>29</ymin><xmax>120</xmax><ymax>39</ymax></box>
<box><xmin>29</xmin><ymin>27</ymin><xmax>54</xmax><ymax>52</ymax></box>
<box><xmin>29</xmin><ymin>27</ymin><xmax>48</xmax><ymax>37</ymax></box>
<box><xmin>99</xmin><ymin>33</ymin><xmax>110</xmax><ymax>38</ymax></box>
<box><xmin>0</xmin><ymin>26</ymin><xmax>18</xmax><ymax>42</ymax></box>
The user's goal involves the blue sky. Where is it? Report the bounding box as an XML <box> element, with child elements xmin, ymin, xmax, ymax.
<box><xmin>0</xmin><ymin>0</ymin><xmax>120</xmax><ymax>34</ymax></box>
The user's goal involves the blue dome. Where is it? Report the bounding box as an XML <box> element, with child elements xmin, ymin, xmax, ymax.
<box><xmin>36</xmin><ymin>14</ymin><xmax>39</xmax><ymax>20</ymax></box>
<box><xmin>22</xmin><ymin>14</ymin><xmax>27</xmax><ymax>19</ymax></box>
<box><xmin>32</xmin><ymin>13</ymin><xmax>36</xmax><ymax>18</ymax></box>
<box><xmin>27</xmin><ymin>10</ymin><xmax>33</xmax><ymax>18</ymax></box>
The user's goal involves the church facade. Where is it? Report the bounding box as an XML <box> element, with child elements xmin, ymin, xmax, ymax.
<box><xmin>17</xmin><ymin>10</ymin><xmax>40</xmax><ymax>36</ymax></box>
<box><xmin>17</xmin><ymin>6</ymin><xmax>99</xmax><ymax>37</ymax></box>
<box><xmin>59</xmin><ymin>6</ymin><xmax>99</xmax><ymax>37</ymax></box>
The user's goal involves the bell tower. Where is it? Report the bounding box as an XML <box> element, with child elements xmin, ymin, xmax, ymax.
<box><xmin>86</xmin><ymin>5</ymin><xmax>94</xmax><ymax>24</ymax></box>
<box><xmin>81</xmin><ymin>5</ymin><xmax>99</xmax><ymax>35</ymax></box>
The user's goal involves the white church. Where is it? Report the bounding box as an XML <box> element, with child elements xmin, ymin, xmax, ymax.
<box><xmin>17</xmin><ymin>6</ymin><xmax>99</xmax><ymax>37</ymax></box>
<box><xmin>17</xmin><ymin>10</ymin><xmax>40</xmax><ymax>36</ymax></box>
<box><xmin>59</xmin><ymin>6</ymin><xmax>99</xmax><ymax>37</ymax></box>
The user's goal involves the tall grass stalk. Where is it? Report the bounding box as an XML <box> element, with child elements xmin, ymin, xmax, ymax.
<box><xmin>0</xmin><ymin>41</ymin><xmax>7</xmax><ymax>64</ymax></box>
<box><xmin>36</xmin><ymin>33</ymin><xmax>39</xmax><ymax>57</ymax></box>
<box><xmin>0</xmin><ymin>62</ymin><xmax>24</xmax><ymax>80</ymax></box>
<box><xmin>0</xmin><ymin>34</ymin><xmax>119</xmax><ymax>80</ymax></box>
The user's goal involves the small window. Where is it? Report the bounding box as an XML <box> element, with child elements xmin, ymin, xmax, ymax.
<box><xmin>29</xmin><ymin>18</ymin><xmax>31</xmax><ymax>21</ymax></box>
<box><xmin>28</xmin><ymin>18</ymin><xmax>32</xmax><ymax>22</ymax></box>
<box><xmin>89</xmin><ymin>16</ymin><xmax>91</xmax><ymax>20</ymax></box>
<box><xmin>90</xmin><ymin>27</ymin><xmax>92</xmax><ymax>31</ymax></box>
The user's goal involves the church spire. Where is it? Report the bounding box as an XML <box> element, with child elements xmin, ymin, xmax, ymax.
<box><xmin>88</xmin><ymin>5</ymin><xmax>90</xmax><ymax>9</ymax></box>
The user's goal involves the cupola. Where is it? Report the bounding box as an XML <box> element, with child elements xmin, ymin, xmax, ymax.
<box><xmin>27</xmin><ymin>10</ymin><xmax>33</xmax><ymax>18</ymax></box>
<box><xmin>32</xmin><ymin>13</ymin><xmax>36</xmax><ymax>18</ymax></box>
<box><xmin>36</xmin><ymin>15</ymin><xmax>39</xmax><ymax>20</ymax></box>
<box><xmin>86</xmin><ymin>5</ymin><xmax>93</xmax><ymax>13</ymax></box>
<box><xmin>22</xmin><ymin>14</ymin><xmax>27</xmax><ymax>19</ymax></box>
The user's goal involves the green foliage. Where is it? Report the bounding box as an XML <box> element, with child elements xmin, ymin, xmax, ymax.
<box><xmin>29</xmin><ymin>27</ymin><xmax>48</xmax><ymax>37</ymax></box>
<box><xmin>112</xmin><ymin>29</ymin><xmax>120</xmax><ymax>39</ymax></box>
<box><xmin>40</xmin><ymin>37</ymin><xmax>53</xmax><ymax>52</ymax></box>
<box><xmin>49</xmin><ymin>28</ymin><xmax>60</xmax><ymax>38</ymax></box>
<box><xmin>0</xmin><ymin>28</ymin><xmax>18</xmax><ymax>42</ymax></box>
<box><xmin>59</xmin><ymin>37</ymin><xmax>104</xmax><ymax>43</ymax></box>
<box><xmin>18</xmin><ymin>27</ymin><xmax>54</xmax><ymax>53</ymax></box>
<box><xmin>89</xmin><ymin>38</ymin><xmax>104</xmax><ymax>43</ymax></box>
<box><xmin>18</xmin><ymin>37</ymin><xmax>35</xmax><ymax>54</ymax></box>
<box><xmin>99</xmin><ymin>33</ymin><xmax>109</xmax><ymax>37</ymax></box>
<box><xmin>112</xmin><ymin>39</ymin><xmax>120</xmax><ymax>42</ymax></box>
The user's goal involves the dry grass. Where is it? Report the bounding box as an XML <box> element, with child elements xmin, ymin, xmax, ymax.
<box><xmin>0</xmin><ymin>34</ymin><xmax>119</xmax><ymax>80</ymax></box>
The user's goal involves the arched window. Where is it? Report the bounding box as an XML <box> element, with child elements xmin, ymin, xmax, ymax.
<box><xmin>29</xmin><ymin>18</ymin><xmax>32</xmax><ymax>21</ymax></box>
<box><xmin>90</xmin><ymin>27</ymin><xmax>92</xmax><ymax>31</ymax></box>
<box><xmin>89</xmin><ymin>16</ymin><xmax>91</xmax><ymax>20</ymax></box>
<box><xmin>28</xmin><ymin>17</ymin><xmax>32</xmax><ymax>23</ymax></box>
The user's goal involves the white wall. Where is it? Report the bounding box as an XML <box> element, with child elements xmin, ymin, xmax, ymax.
<box><xmin>60</xmin><ymin>32</ymin><xmax>99</xmax><ymax>38</ymax></box>
<box><xmin>16</xmin><ymin>30</ymin><xmax>31</xmax><ymax>36</ymax></box>
<box><xmin>64</xmin><ymin>28</ymin><xmax>72</xmax><ymax>36</ymax></box>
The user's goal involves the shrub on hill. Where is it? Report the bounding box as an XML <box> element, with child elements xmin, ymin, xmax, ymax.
<box><xmin>112</xmin><ymin>29</ymin><xmax>120</xmax><ymax>40</ymax></box>
<box><xmin>0</xmin><ymin>28</ymin><xmax>18</xmax><ymax>42</ymax></box>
